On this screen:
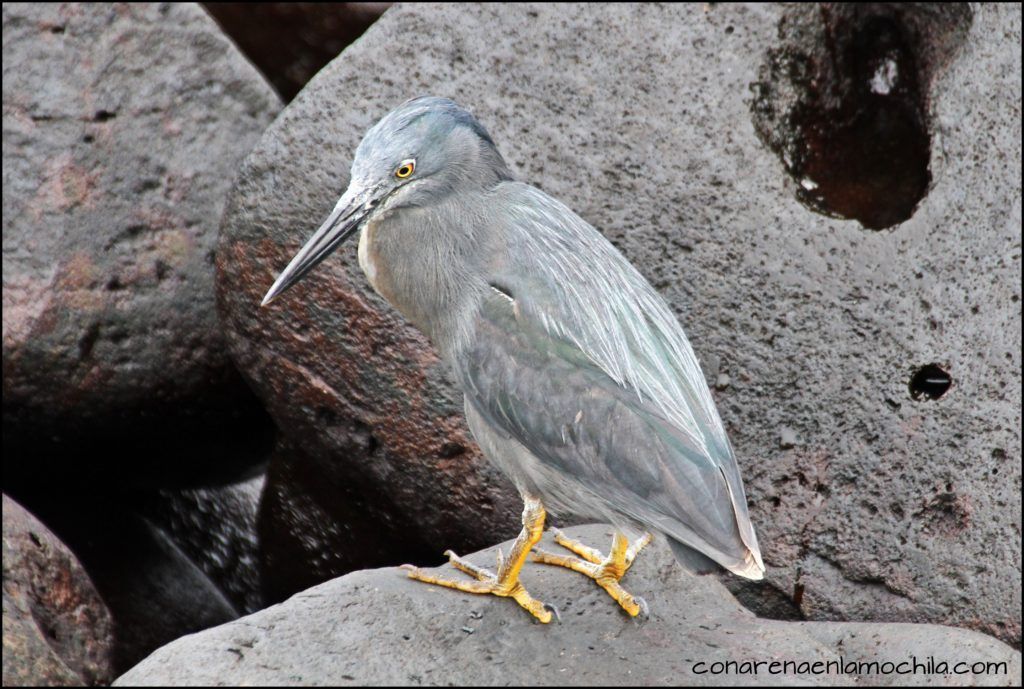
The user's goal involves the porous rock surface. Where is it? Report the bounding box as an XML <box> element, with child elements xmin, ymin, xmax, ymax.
<box><xmin>216</xmin><ymin>2</ymin><xmax>1021</xmax><ymax>644</ymax></box>
<box><xmin>2</xmin><ymin>495</ymin><xmax>115</xmax><ymax>686</ymax></box>
<box><xmin>115</xmin><ymin>525</ymin><xmax>1021</xmax><ymax>686</ymax></box>
<box><xmin>2</xmin><ymin>2</ymin><xmax>281</xmax><ymax>486</ymax></box>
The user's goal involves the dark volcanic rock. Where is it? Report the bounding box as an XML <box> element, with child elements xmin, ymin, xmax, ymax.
<box><xmin>2</xmin><ymin>495</ymin><xmax>115</xmax><ymax>687</ymax></box>
<box><xmin>143</xmin><ymin>474</ymin><xmax>267</xmax><ymax>614</ymax></box>
<box><xmin>115</xmin><ymin>524</ymin><xmax>1021</xmax><ymax>686</ymax></box>
<box><xmin>1</xmin><ymin>2</ymin><xmax>281</xmax><ymax>488</ymax></box>
<box><xmin>20</xmin><ymin>495</ymin><xmax>238</xmax><ymax>674</ymax></box>
<box><xmin>257</xmin><ymin>437</ymin><xmax>444</xmax><ymax>604</ymax></box>
<box><xmin>216</xmin><ymin>1</ymin><xmax>1021</xmax><ymax>646</ymax></box>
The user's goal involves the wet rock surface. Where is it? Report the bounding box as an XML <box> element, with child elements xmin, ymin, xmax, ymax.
<box><xmin>2</xmin><ymin>495</ymin><xmax>115</xmax><ymax>687</ymax></box>
<box><xmin>115</xmin><ymin>524</ymin><xmax>1021</xmax><ymax>686</ymax></box>
<box><xmin>142</xmin><ymin>473</ymin><xmax>267</xmax><ymax>614</ymax></box>
<box><xmin>217</xmin><ymin>1</ymin><xmax>1021</xmax><ymax>646</ymax></box>
<box><xmin>2</xmin><ymin>2</ymin><xmax>280</xmax><ymax>489</ymax></box>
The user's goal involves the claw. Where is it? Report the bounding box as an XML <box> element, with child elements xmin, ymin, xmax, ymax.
<box><xmin>633</xmin><ymin>596</ymin><xmax>649</xmax><ymax>622</ymax></box>
<box><xmin>543</xmin><ymin>602</ymin><xmax>562</xmax><ymax>624</ymax></box>
<box><xmin>533</xmin><ymin>530</ymin><xmax>651</xmax><ymax>618</ymax></box>
<box><xmin>401</xmin><ymin>495</ymin><xmax>556</xmax><ymax>624</ymax></box>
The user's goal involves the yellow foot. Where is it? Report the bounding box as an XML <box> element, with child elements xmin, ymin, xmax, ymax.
<box><xmin>532</xmin><ymin>528</ymin><xmax>653</xmax><ymax>618</ymax></box>
<box><xmin>400</xmin><ymin>495</ymin><xmax>558</xmax><ymax>624</ymax></box>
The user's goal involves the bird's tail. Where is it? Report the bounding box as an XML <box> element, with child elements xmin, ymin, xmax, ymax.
<box><xmin>668</xmin><ymin>538</ymin><xmax>765</xmax><ymax>580</ymax></box>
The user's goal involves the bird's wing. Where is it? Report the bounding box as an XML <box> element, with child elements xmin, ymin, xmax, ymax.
<box><xmin>454</xmin><ymin>182</ymin><xmax>763</xmax><ymax>577</ymax></box>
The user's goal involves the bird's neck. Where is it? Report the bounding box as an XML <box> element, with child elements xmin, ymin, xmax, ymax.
<box><xmin>357</xmin><ymin>199</ymin><xmax>490</xmax><ymax>357</ymax></box>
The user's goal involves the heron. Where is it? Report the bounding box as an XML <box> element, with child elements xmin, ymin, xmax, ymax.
<box><xmin>262</xmin><ymin>97</ymin><xmax>764</xmax><ymax>623</ymax></box>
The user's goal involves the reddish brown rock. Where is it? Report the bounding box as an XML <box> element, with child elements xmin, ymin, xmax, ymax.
<box><xmin>2</xmin><ymin>495</ymin><xmax>115</xmax><ymax>687</ymax></box>
<box><xmin>218</xmin><ymin>234</ymin><xmax>522</xmax><ymax>567</ymax></box>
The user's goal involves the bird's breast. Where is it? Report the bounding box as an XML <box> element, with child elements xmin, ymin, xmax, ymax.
<box><xmin>357</xmin><ymin>221</ymin><xmax>383</xmax><ymax>297</ymax></box>
<box><xmin>357</xmin><ymin>218</ymin><xmax>407</xmax><ymax>314</ymax></box>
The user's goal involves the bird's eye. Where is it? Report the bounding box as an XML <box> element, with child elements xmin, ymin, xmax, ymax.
<box><xmin>395</xmin><ymin>159</ymin><xmax>415</xmax><ymax>178</ymax></box>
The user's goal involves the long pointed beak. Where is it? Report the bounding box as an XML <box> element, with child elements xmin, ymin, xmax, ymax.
<box><xmin>261</xmin><ymin>188</ymin><xmax>376</xmax><ymax>306</ymax></box>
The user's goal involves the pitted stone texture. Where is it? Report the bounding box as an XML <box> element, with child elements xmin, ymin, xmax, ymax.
<box><xmin>115</xmin><ymin>524</ymin><xmax>1021</xmax><ymax>686</ymax></box>
<box><xmin>2</xmin><ymin>495</ymin><xmax>115</xmax><ymax>687</ymax></box>
<box><xmin>216</xmin><ymin>2</ymin><xmax>1021</xmax><ymax>645</ymax></box>
<box><xmin>2</xmin><ymin>3</ymin><xmax>281</xmax><ymax>485</ymax></box>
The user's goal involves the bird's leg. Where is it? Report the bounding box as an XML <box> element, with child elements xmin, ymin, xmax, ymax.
<box><xmin>532</xmin><ymin>529</ymin><xmax>653</xmax><ymax>618</ymax></box>
<box><xmin>401</xmin><ymin>495</ymin><xmax>557</xmax><ymax>623</ymax></box>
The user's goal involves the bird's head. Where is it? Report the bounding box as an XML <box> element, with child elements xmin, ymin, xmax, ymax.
<box><xmin>261</xmin><ymin>97</ymin><xmax>509</xmax><ymax>306</ymax></box>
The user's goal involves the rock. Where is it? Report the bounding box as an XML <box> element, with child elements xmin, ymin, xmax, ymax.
<box><xmin>1</xmin><ymin>2</ymin><xmax>281</xmax><ymax>489</ymax></box>
<box><xmin>17</xmin><ymin>493</ymin><xmax>239</xmax><ymax>673</ymax></box>
<box><xmin>2</xmin><ymin>495</ymin><xmax>114</xmax><ymax>687</ymax></box>
<box><xmin>142</xmin><ymin>473</ymin><xmax>267</xmax><ymax>614</ymax></box>
<box><xmin>216</xmin><ymin>2</ymin><xmax>1021</xmax><ymax>645</ymax></box>
<box><xmin>114</xmin><ymin>524</ymin><xmax>1021</xmax><ymax>686</ymax></box>
<box><xmin>779</xmin><ymin>427</ymin><xmax>799</xmax><ymax>449</ymax></box>
<box><xmin>257</xmin><ymin>437</ymin><xmax>444</xmax><ymax>605</ymax></box>
<box><xmin>204</xmin><ymin>3</ymin><xmax>391</xmax><ymax>101</ymax></box>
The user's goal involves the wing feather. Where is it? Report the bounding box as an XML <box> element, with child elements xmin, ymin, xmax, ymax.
<box><xmin>455</xmin><ymin>183</ymin><xmax>764</xmax><ymax>577</ymax></box>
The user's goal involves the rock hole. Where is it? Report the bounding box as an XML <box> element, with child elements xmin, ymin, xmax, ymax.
<box><xmin>751</xmin><ymin>4</ymin><xmax>972</xmax><ymax>230</ymax></box>
<box><xmin>438</xmin><ymin>442</ymin><xmax>466</xmax><ymax>458</ymax></box>
<box><xmin>793</xmin><ymin>581</ymin><xmax>805</xmax><ymax>608</ymax></box>
<box><xmin>908</xmin><ymin>363</ymin><xmax>952</xmax><ymax>401</ymax></box>
<box><xmin>93</xmin><ymin>109</ymin><xmax>116</xmax><ymax>122</ymax></box>
<box><xmin>134</xmin><ymin>177</ymin><xmax>161</xmax><ymax>193</ymax></box>
<box><xmin>78</xmin><ymin>323</ymin><xmax>100</xmax><ymax>360</ymax></box>
<box><xmin>315</xmin><ymin>406</ymin><xmax>338</xmax><ymax>425</ymax></box>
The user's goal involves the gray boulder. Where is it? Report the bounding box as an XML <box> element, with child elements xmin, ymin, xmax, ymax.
<box><xmin>2</xmin><ymin>495</ymin><xmax>115</xmax><ymax>686</ymax></box>
<box><xmin>2</xmin><ymin>2</ymin><xmax>281</xmax><ymax>487</ymax></box>
<box><xmin>215</xmin><ymin>1</ymin><xmax>1021</xmax><ymax>646</ymax></box>
<box><xmin>115</xmin><ymin>524</ymin><xmax>1021</xmax><ymax>686</ymax></box>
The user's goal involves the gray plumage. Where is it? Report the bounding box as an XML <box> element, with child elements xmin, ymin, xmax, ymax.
<box><xmin>263</xmin><ymin>97</ymin><xmax>764</xmax><ymax>580</ymax></box>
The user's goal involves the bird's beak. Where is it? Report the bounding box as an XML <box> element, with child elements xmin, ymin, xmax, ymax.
<box><xmin>261</xmin><ymin>186</ymin><xmax>377</xmax><ymax>307</ymax></box>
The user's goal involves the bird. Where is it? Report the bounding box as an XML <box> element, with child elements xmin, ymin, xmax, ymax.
<box><xmin>262</xmin><ymin>96</ymin><xmax>765</xmax><ymax>623</ymax></box>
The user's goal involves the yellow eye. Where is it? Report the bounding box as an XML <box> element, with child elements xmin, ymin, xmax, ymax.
<box><xmin>395</xmin><ymin>160</ymin><xmax>415</xmax><ymax>178</ymax></box>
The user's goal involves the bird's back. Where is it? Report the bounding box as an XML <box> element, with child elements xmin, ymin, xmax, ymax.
<box><xmin>454</xmin><ymin>181</ymin><xmax>764</xmax><ymax>579</ymax></box>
